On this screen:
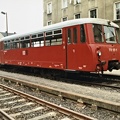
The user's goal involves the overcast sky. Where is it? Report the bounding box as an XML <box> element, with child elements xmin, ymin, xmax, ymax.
<box><xmin>0</xmin><ymin>0</ymin><xmax>43</xmax><ymax>34</ymax></box>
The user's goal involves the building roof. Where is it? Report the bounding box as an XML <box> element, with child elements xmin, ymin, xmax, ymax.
<box><xmin>1</xmin><ymin>18</ymin><xmax>119</xmax><ymax>41</ymax></box>
<box><xmin>0</xmin><ymin>32</ymin><xmax>15</xmax><ymax>37</ymax></box>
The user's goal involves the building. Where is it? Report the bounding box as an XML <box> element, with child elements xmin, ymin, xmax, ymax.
<box><xmin>0</xmin><ymin>32</ymin><xmax>16</xmax><ymax>39</ymax></box>
<box><xmin>43</xmin><ymin>0</ymin><xmax>120</xmax><ymax>27</ymax></box>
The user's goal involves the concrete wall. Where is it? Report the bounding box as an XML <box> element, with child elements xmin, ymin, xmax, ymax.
<box><xmin>43</xmin><ymin>0</ymin><xmax>120</xmax><ymax>27</ymax></box>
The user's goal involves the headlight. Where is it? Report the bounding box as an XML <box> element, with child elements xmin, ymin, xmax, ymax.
<box><xmin>97</xmin><ymin>51</ymin><xmax>102</xmax><ymax>56</ymax></box>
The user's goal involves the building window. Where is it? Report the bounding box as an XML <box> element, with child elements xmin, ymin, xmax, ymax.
<box><xmin>62</xmin><ymin>0</ymin><xmax>67</xmax><ymax>8</ymax></box>
<box><xmin>115</xmin><ymin>2</ymin><xmax>120</xmax><ymax>19</ymax></box>
<box><xmin>75</xmin><ymin>13</ymin><xmax>80</xmax><ymax>19</ymax></box>
<box><xmin>90</xmin><ymin>9</ymin><xmax>97</xmax><ymax>18</ymax></box>
<box><xmin>62</xmin><ymin>17</ymin><xmax>67</xmax><ymax>21</ymax></box>
<box><xmin>47</xmin><ymin>2</ymin><xmax>52</xmax><ymax>14</ymax></box>
<box><xmin>47</xmin><ymin>21</ymin><xmax>52</xmax><ymax>25</ymax></box>
<box><xmin>74</xmin><ymin>0</ymin><xmax>81</xmax><ymax>5</ymax></box>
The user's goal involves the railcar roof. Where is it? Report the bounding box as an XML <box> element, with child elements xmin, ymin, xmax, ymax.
<box><xmin>1</xmin><ymin>18</ymin><xmax>119</xmax><ymax>41</ymax></box>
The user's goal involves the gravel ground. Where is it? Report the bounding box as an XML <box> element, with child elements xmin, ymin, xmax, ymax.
<box><xmin>0</xmin><ymin>71</ymin><xmax>120</xmax><ymax>120</ymax></box>
<box><xmin>0</xmin><ymin>70</ymin><xmax>120</xmax><ymax>103</ymax></box>
<box><xmin>0</xmin><ymin>79</ymin><xmax>120</xmax><ymax>120</ymax></box>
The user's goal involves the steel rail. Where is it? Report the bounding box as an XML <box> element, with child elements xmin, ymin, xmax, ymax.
<box><xmin>90</xmin><ymin>82</ymin><xmax>120</xmax><ymax>89</ymax></box>
<box><xmin>76</xmin><ymin>80</ymin><xmax>120</xmax><ymax>89</ymax></box>
<box><xmin>0</xmin><ymin>75</ymin><xmax>120</xmax><ymax>113</ymax></box>
<box><xmin>0</xmin><ymin>109</ymin><xmax>15</xmax><ymax>120</ymax></box>
<box><xmin>0</xmin><ymin>83</ymin><xmax>95</xmax><ymax>120</ymax></box>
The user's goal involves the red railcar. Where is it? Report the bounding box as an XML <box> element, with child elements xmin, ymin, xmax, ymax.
<box><xmin>0</xmin><ymin>18</ymin><xmax>120</xmax><ymax>74</ymax></box>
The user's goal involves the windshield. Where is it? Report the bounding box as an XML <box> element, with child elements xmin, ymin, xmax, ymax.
<box><xmin>116</xmin><ymin>28</ymin><xmax>120</xmax><ymax>43</ymax></box>
<box><xmin>104</xmin><ymin>26</ymin><xmax>117</xmax><ymax>43</ymax></box>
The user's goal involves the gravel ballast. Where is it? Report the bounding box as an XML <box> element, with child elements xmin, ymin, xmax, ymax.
<box><xmin>0</xmin><ymin>70</ymin><xmax>120</xmax><ymax>119</ymax></box>
<box><xmin>0</xmin><ymin>70</ymin><xmax>120</xmax><ymax>103</ymax></box>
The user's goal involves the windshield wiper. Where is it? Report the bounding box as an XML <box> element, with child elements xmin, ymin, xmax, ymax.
<box><xmin>108</xmin><ymin>27</ymin><xmax>115</xmax><ymax>37</ymax></box>
<box><xmin>97</xmin><ymin>27</ymin><xmax>105</xmax><ymax>35</ymax></box>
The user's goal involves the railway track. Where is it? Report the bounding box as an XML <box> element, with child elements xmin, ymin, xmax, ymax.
<box><xmin>0</xmin><ymin>83</ymin><xmax>94</xmax><ymax>120</ymax></box>
<box><xmin>76</xmin><ymin>79</ymin><xmax>120</xmax><ymax>90</ymax></box>
<box><xmin>0</xmin><ymin>109</ymin><xmax>14</xmax><ymax>120</ymax></box>
<box><xmin>0</xmin><ymin>75</ymin><xmax>120</xmax><ymax>114</ymax></box>
<box><xmin>62</xmin><ymin>73</ymin><xmax>120</xmax><ymax>91</ymax></box>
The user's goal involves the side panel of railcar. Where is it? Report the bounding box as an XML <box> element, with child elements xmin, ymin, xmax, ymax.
<box><xmin>2</xmin><ymin>45</ymin><xmax>66</xmax><ymax>70</ymax></box>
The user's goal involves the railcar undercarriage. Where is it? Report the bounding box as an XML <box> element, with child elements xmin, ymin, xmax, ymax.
<box><xmin>0</xmin><ymin>61</ymin><xmax>120</xmax><ymax>78</ymax></box>
<box><xmin>108</xmin><ymin>60</ymin><xmax>120</xmax><ymax>72</ymax></box>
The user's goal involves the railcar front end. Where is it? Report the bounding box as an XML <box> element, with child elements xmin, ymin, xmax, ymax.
<box><xmin>64</xmin><ymin>19</ymin><xmax>120</xmax><ymax>74</ymax></box>
<box><xmin>89</xmin><ymin>22</ymin><xmax>120</xmax><ymax>74</ymax></box>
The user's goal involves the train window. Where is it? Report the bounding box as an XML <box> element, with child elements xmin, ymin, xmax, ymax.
<box><xmin>80</xmin><ymin>25</ymin><xmax>86</xmax><ymax>43</ymax></box>
<box><xmin>32</xmin><ymin>35</ymin><xmax>37</xmax><ymax>38</ymax></box>
<box><xmin>51</xmin><ymin>39</ymin><xmax>62</xmax><ymax>45</ymax></box>
<box><xmin>31</xmin><ymin>33</ymin><xmax>44</xmax><ymax>47</ymax></box>
<box><xmin>20</xmin><ymin>38</ymin><xmax>30</xmax><ymax>48</ymax></box>
<box><xmin>31</xmin><ymin>34</ymin><xmax>44</xmax><ymax>47</ymax></box>
<box><xmin>31</xmin><ymin>37</ymin><xmax>44</xmax><ymax>47</ymax></box>
<box><xmin>4</xmin><ymin>42</ymin><xmax>7</xmax><ymax>50</ymax></box>
<box><xmin>103</xmin><ymin>26</ymin><xmax>117</xmax><ymax>43</ymax></box>
<box><xmin>10</xmin><ymin>40</ymin><xmax>14</xmax><ymax>49</ymax></box>
<box><xmin>54</xmin><ymin>29</ymin><xmax>62</xmax><ymax>34</ymax></box>
<box><xmin>16</xmin><ymin>38</ymin><xmax>19</xmax><ymax>41</ymax></box>
<box><xmin>116</xmin><ymin>28</ymin><xmax>120</xmax><ymax>43</ymax></box>
<box><xmin>10</xmin><ymin>38</ymin><xmax>19</xmax><ymax>49</ymax></box>
<box><xmin>25</xmin><ymin>36</ymin><xmax>30</xmax><ymax>40</ymax></box>
<box><xmin>20</xmin><ymin>41</ymin><xmax>26</xmax><ymax>48</ymax></box>
<box><xmin>73</xmin><ymin>28</ymin><xmax>77</xmax><ymax>43</ymax></box>
<box><xmin>38</xmin><ymin>33</ymin><xmax>43</xmax><ymax>38</ymax></box>
<box><xmin>39</xmin><ymin>40</ymin><xmax>44</xmax><ymax>47</ymax></box>
<box><xmin>31</xmin><ymin>41</ymin><xmax>39</xmax><ymax>47</ymax></box>
<box><xmin>4</xmin><ymin>41</ymin><xmax>8</xmax><ymax>50</ymax></box>
<box><xmin>19</xmin><ymin>40</ymin><xmax>30</xmax><ymax>48</ymax></box>
<box><xmin>4</xmin><ymin>41</ymin><xmax>11</xmax><ymax>50</ymax></box>
<box><xmin>93</xmin><ymin>24</ymin><xmax>104</xmax><ymax>43</ymax></box>
<box><xmin>45</xmin><ymin>34</ymin><xmax>52</xmax><ymax>46</ymax></box>
<box><xmin>51</xmin><ymin>34</ymin><xmax>62</xmax><ymax>46</ymax></box>
<box><xmin>45</xmin><ymin>39</ymin><xmax>51</xmax><ymax>46</ymax></box>
<box><xmin>46</xmin><ymin>31</ymin><xmax>52</xmax><ymax>36</ymax></box>
<box><xmin>12</xmin><ymin>42</ymin><xmax>19</xmax><ymax>49</ymax></box>
<box><xmin>68</xmin><ymin>29</ymin><xmax>72</xmax><ymax>44</ymax></box>
<box><xmin>21</xmin><ymin>37</ymin><xmax>24</xmax><ymax>40</ymax></box>
<box><xmin>45</xmin><ymin>32</ymin><xmax>62</xmax><ymax>46</ymax></box>
<box><xmin>45</xmin><ymin>29</ymin><xmax>62</xmax><ymax>46</ymax></box>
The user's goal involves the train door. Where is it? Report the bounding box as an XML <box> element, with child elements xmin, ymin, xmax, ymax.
<box><xmin>65</xmin><ymin>25</ymin><xmax>80</xmax><ymax>70</ymax></box>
